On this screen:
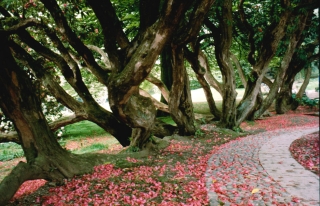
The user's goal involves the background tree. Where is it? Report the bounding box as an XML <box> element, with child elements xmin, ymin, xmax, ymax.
<box><xmin>253</xmin><ymin>6</ymin><xmax>316</xmax><ymax>118</ymax></box>
<box><xmin>207</xmin><ymin>0</ymin><xmax>237</xmax><ymax>128</ymax></box>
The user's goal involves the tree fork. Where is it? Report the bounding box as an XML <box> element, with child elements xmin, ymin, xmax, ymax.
<box><xmin>0</xmin><ymin>33</ymin><xmax>104</xmax><ymax>204</ymax></box>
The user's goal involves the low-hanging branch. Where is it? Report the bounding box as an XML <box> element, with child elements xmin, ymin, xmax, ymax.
<box><xmin>146</xmin><ymin>74</ymin><xmax>170</xmax><ymax>102</ymax></box>
<box><xmin>139</xmin><ymin>89</ymin><xmax>169</xmax><ymax>113</ymax></box>
<box><xmin>0</xmin><ymin>114</ymin><xmax>84</xmax><ymax>144</ymax></box>
<box><xmin>86</xmin><ymin>45</ymin><xmax>112</xmax><ymax>70</ymax></box>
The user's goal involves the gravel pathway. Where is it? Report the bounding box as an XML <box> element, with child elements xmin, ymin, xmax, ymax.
<box><xmin>205</xmin><ymin>127</ymin><xmax>319</xmax><ymax>206</ymax></box>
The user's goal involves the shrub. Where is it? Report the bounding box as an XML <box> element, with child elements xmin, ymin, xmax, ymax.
<box><xmin>292</xmin><ymin>94</ymin><xmax>319</xmax><ymax>109</ymax></box>
<box><xmin>189</xmin><ymin>80</ymin><xmax>202</xmax><ymax>90</ymax></box>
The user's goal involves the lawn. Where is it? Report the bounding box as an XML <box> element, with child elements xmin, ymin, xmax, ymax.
<box><xmin>63</xmin><ymin>120</ymin><xmax>107</xmax><ymax>139</ymax></box>
<box><xmin>0</xmin><ymin>121</ymin><xmax>110</xmax><ymax>162</ymax></box>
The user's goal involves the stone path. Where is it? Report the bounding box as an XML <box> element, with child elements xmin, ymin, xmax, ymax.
<box><xmin>205</xmin><ymin>127</ymin><xmax>319</xmax><ymax>205</ymax></box>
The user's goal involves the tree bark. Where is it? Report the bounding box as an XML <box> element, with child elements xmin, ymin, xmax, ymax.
<box><xmin>230</xmin><ymin>52</ymin><xmax>247</xmax><ymax>88</ymax></box>
<box><xmin>276</xmin><ymin>82</ymin><xmax>298</xmax><ymax>114</ymax></box>
<box><xmin>169</xmin><ymin>46</ymin><xmax>196</xmax><ymax>135</ymax></box>
<box><xmin>296</xmin><ymin>67</ymin><xmax>312</xmax><ymax>99</ymax></box>
<box><xmin>139</xmin><ymin>89</ymin><xmax>169</xmax><ymax>113</ymax></box>
<box><xmin>146</xmin><ymin>74</ymin><xmax>170</xmax><ymax>103</ymax></box>
<box><xmin>215</xmin><ymin>0</ymin><xmax>237</xmax><ymax>129</ymax></box>
<box><xmin>157</xmin><ymin>45</ymin><xmax>174</xmax><ymax>117</ymax></box>
<box><xmin>184</xmin><ymin>47</ymin><xmax>222</xmax><ymax>119</ymax></box>
<box><xmin>0</xmin><ymin>35</ymin><xmax>105</xmax><ymax>205</ymax></box>
<box><xmin>9</xmin><ymin>41</ymin><xmax>132</xmax><ymax>147</ymax></box>
<box><xmin>197</xmin><ymin>43</ymin><xmax>223</xmax><ymax>95</ymax></box>
<box><xmin>123</xmin><ymin>94</ymin><xmax>156</xmax><ymax>149</ymax></box>
<box><xmin>236</xmin><ymin>73</ymin><xmax>265</xmax><ymax>125</ymax></box>
<box><xmin>263</xmin><ymin>77</ymin><xmax>273</xmax><ymax>89</ymax></box>
<box><xmin>276</xmin><ymin>58</ymin><xmax>303</xmax><ymax>113</ymax></box>
<box><xmin>160</xmin><ymin>46</ymin><xmax>174</xmax><ymax>94</ymax></box>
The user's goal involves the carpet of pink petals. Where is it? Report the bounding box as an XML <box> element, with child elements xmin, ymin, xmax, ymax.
<box><xmin>11</xmin><ymin>140</ymin><xmax>214</xmax><ymax>205</ymax></box>
<box><xmin>289</xmin><ymin>132</ymin><xmax>319</xmax><ymax>176</ymax></box>
<box><xmin>9</xmin><ymin>110</ymin><xmax>319</xmax><ymax>205</ymax></box>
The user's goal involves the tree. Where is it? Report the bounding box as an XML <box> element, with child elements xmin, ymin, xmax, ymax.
<box><xmin>188</xmin><ymin>0</ymin><xmax>318</xmax><ymax>128</ymax></box>
<box><xmin>234</xmin><ymin>0</ymin><xmax>293</xmax><ymax>125</ymax></box>
<box><xmin>0</xmin><ymin>0</ymin><xmax>196</xmax><ymax>147</ymax></box>
<box><xmin>254</xmin><ymin>7</ymin><xmax>316</xmax><ymax>118</ymax></box>
<box><xmin>206</xmin><ymin>0</ymin><xmax>237</xmax><ymax>128</ymax></box>
<box><xmin>0</xmin><ymin>0</ymin><xmax>215</xmax><ymax>203</ymax></box>
<box><xmin>0</xmin><ymin>0</ymin><xmax>318</xmax><ymax>203</ymax></box>
<box><xmin>157</xmin><ymin>45</ymin><xmax>174</xmax><ymax>117</ymax></box>
<box><xmin>184</xmin><ymin>46</ymin><xmax>222</xmax><ymax>119</ymax></box>
<box><xmin>276</xmin><ymin>39</ymin><xmax>319</xmax><ymax>113</ymax></box>
<box><xmin>237</xmin><ymin>0</ymin><xmax>319</xmax><ymax>121</ymax></box>
<box><xmin>0</xmin><ymin>30</ymin><xmax>111</xmax><ymax>204</ymax></box>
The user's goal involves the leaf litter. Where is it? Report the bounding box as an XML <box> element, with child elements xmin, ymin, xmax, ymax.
<box><xmin>6</xmin><ymin>108</ymin><xmax>319</xmax><ymax>205</ymax></box>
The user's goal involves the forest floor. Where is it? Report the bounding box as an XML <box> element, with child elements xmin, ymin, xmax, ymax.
<box><xmin>3</xmin><ymin>105</ymin><xmax>319</xmax><ymax>206</ymax></box>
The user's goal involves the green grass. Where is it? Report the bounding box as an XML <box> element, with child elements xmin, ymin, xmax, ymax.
<box><xmin>157</xmin><ymin>116</ymin><xmax>176</xmax><ymax>125</ymax></box>
<box><xmin>193</xmin><ymin>102</ymin><xmax>216</xmax><ymax>114</ymax></box>
<box><xmin>63</xmin><ymin>120</ymin><xmax>107</xmax><ymax>140</ymax></box>
<box><xmin>0</xmin><ymin>121</ymin><xmax>110</xmax><ymax>162</ymax></box>
<box><xmin>72</xmin><ymin>143</ymin><xmax>108</xmax><ymax>154</ymax></box>
<box><xmin>0</xmin><ymin>142</ymin><xmax>24</xmax><ymax>161</ymax></box>
<box><xmin>193</xmin><ymin>100</ymin><xmax>243</xmax><ymax>114</ymax></box>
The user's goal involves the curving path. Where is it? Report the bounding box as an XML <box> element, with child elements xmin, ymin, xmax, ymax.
<box><xmin>205</xmin><ymin>127</ymin><xmax>319</xmax><ymax>205</ymax></box>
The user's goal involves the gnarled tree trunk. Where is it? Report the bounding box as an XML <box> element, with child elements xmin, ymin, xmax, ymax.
<box><xmin>157</xmin><ymin>45</ymin><xmax>174</xmax><ymax>117</ymax></box>
<box><xmin>122</xmin><ymin>94</ymin><xmax>156</xmax><ymax>149</ymax></box>
<box><xmin>236</xmin><ymin>71</ymin><xmax>265</xmax><ymax>124</ymax></box>
<box><xmin>169</xmin><ymin>46</ymin><xmax>196</xmax><ymax>135</ymax></box>
<box><xmin>215</xmin><ymin>0</ymin><xmax>237</xmax><ymax>128</ymax></box>
<box><xmin>0</xmin><ymin>35</ymin><xmax>104</xmax><ymax>205</ymax></box>
<box><xmin>9</xmin><ymin>40</ymin><xmax>132</xmax><ymax>147</ymax></box>
<box><xmin>104</xmin><ymin>0</ymin><xmax>198</xmax><ymax>149</ymax></box>
<box><xmin>276</xmin><ymin>83</ymin><xmax>298</xmax><ymax>114</ymax></box>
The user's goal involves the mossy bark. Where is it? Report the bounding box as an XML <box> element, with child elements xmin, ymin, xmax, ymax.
<box><xmin>168</xmin><ymin>46</ymin><xmax>196</xmax><ymax>135</ymax></box>
<box><xmin>0</xmin><ymin>36</ymin><xmax>102</xmax><ymax>205</ymax></box>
